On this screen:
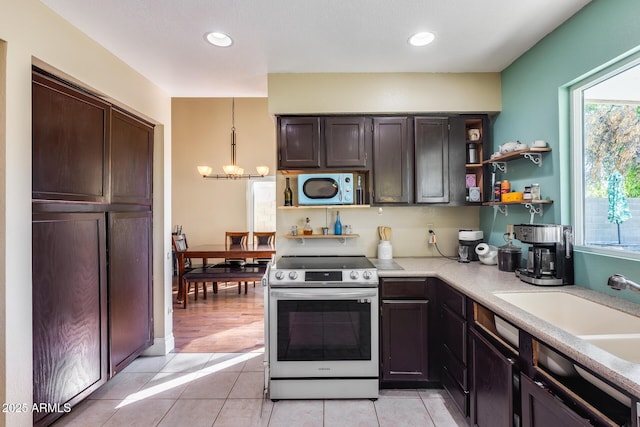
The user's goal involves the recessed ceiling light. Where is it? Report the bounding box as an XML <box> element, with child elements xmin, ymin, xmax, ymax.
<box><xmin>205</xmin><ymin>32</ymin><xmax>233</xmax><ymax>47</ymax></box>
<box><xmin>408</xmin><ymin>31</ymin><xmax>435</xmax><ymax>47</ymax></box>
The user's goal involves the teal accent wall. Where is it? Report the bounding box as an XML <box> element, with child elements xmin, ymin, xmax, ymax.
<box><xmin>482</xmin><ymin>0</ymin><xmax>640</xmax><ymax>303</ymax></box>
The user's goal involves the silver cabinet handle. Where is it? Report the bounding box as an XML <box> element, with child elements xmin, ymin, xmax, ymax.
<box><xmin>270</xmin><ymin>290</ymin><xmax>377</xmax><ymax>300</ymax></box>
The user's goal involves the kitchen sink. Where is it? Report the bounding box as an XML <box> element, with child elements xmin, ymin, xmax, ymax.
<box><xmin>493</xmin><ymin>291</ymin><xmax>640</xmax><ymax>335</ymax></box>
<box><xmin>494</xmin><ymin>317</ymin><xmax>578</xmax><ymax>377</ymax></box>
<box><xmin>574</xmin><ymin>335</ymin><xmax>640</xmax><ymax>407</ymax></box>
<box><xmin>493</xmin><ymin>291</ymin><xmax>640</xmax><ymax>406</ymax></box>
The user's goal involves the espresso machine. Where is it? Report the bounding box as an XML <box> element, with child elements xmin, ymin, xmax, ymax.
<box><xmin>513</xmin><ymin>224</ymin><xmax>574</xmax><ymax>286</ymax></box>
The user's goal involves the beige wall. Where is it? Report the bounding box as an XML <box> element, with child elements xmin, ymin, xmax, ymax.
<box><xmin>172</xmin><ymin>98</ymin><xmax>276</xmax><ymax>246</ymax></box>
<box><xmin>1</xmin><ymin>1</ymin><xmax>173</xmax><ymax>423</ymax></box>
<box><xmin>277</xmin><ymin>203</ymin><xmax>480</xmax><ymax>259</ymax></box>
<box><xmin>268</xmin><ymin>72</ymin><xmax>497</xmax><ymax>257</ymax></box>
<box><xmin>268</xmin><ymin>72</ymin><xmax>501</xmax><ymax>114</ymax></box>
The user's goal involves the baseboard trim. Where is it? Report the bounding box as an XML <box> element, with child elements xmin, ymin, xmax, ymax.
<box><xmin>143</xmin><ymin>334</ymin><xmax>175</xmax><ymax>356</ymax></box>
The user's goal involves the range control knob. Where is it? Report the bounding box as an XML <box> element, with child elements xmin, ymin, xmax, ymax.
<box><xmin>362</xmin><ymin>271</ymin><xmax>373</xmax><ymax>280</ymax></box>
<box><xmin>288</xmin><ymin>271</ymin><xmax>299</xmax><ymax>280</ymax></box>
<box><xmin>350</xmin><ymin>271</ymin><xmax>360</xmax><ymax>280</ymax></box>
<box><xmin>275</xmin><ymin>271</ymin><xmax>285</xmax><ymax>280</ymax></box>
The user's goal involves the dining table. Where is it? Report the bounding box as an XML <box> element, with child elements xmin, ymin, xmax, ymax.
<box><xmin>176</xmin><ymin>243</ymin><xmax>276</xmax><ymax>305</ymax></box>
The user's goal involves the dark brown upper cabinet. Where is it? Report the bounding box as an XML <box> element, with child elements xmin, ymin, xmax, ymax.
<box><xmin>324</xmin><ymin>116</ymin><xmax>368</xmax><ymax>168</ymax></box>
<box><xmin>32</xmin><ymin>72</ymin><xmax>111</xmax><ymax>203</ymax></box>
<box><xmin>372</xmin><ymin>117</ymin><xmax>412</xmax><ymax>204</ymax></box>
<box><xmin>277</xmin><ymin>116</ymin><xmax>370</xmax><ymax>170</ymax></box>
<box><xmin>414</xmin><ymin>117</ymin><xmax>449</xmax><ymax>203</ymax></box>
<box><xmin>111</xmin><ymin>109</ymin><xmax>154</xmax><ymax>205</ymax></box>
<box><xmin>278</xmin><ymin>117</ymin><xmax>321</xmax><ymax>169</ymax></box>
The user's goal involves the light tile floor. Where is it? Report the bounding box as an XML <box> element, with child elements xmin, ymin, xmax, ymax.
<box><xmin>54</xmin><ymin>351</ymin><xmax>467</xmax><ymax>427</ymax></box>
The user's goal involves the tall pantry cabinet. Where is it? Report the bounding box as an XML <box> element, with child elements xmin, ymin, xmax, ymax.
<box><xmin>31</xmin><ymin>70</ymin><xmax>153</xmax><ymax>426</ymax></box>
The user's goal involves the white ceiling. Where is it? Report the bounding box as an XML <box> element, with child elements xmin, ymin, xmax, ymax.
<box><xmin>40</xmin><ymin>0</ymin><xmax>592</xmax><ymax>97</ymax></box>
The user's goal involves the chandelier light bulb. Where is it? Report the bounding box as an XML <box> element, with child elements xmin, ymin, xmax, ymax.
<box><xmin>197</xmin><ymin>165</ymin><xmax>212</xmax><ymax>177</ymax></box>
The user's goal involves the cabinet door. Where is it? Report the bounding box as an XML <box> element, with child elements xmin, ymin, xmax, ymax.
<box><xmin>521</xmin><ymin>374</ymin><xmax>591</xmax><ymax>427</ymax></box>
<box><xmin>414</xmin><ymin>117</ymin><xmax>449</xmax><ymax>203</ymax></box>
<box><xmin>324</xmin><ymin>116</ymin><xmax>369</xmax><ymax>168</ymax></box>
<box><xmin>32</xmin><ymin>72</ymin><xmax>111</xmax><ymax>203</ymax></box>
<box><xmin>278</xmin><ymin>117</ymin><xmax>321</xmax><ymax>169</ymax></box>
<box><xmin>372</xmin><ymin>117</ymin><xmax>412</xmax><ymax>203</ymax></box>
<box><xmin>381</xmin><ymin>300</ymin><xmax>430</xmax><ymax>382</ymax></box>
<box><xmin>108</xmin><ymin>211</ymin><xmax>153</xmax><ymax>375</ymax></box>
<box><xmin>448</xmin><ymin>116</ymin><xmax>470</xmax><ymax>204</ymax></box>
<box><xmin>32</xmin><ymin>212</ymin><xmax>108</xmax><ymax>426</ymax></box>
<box><xmin>470</xmin><ymin>329</ymin><xmax>515</xmax><ymax>427</ymax></box>
<box><xmin>111</xmin><ymin>109</ymin><xmax>154</xmax><ymax>205</ymax></box>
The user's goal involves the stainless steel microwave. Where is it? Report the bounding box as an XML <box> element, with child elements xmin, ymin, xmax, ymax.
<box><xmin>297</xmin><ymin>173</ymin><xmax>354</xmax><ymax>205</ymax></box>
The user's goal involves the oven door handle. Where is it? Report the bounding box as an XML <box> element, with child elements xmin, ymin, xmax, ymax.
<box><xmin>270</xmin><ymin>289</ymin><xmax>377</xmax><ymax>300</ymax></box>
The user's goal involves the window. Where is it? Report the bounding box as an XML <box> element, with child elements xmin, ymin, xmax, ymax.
<box><xmin>572</xmin><ymin>54</ymin><xmax>640</xmax><ymax>257</ymax></box>
<box><xmin>247</xmin><ymin>178</ymin><xmax>276</xmax><ymax>233</ymax></box>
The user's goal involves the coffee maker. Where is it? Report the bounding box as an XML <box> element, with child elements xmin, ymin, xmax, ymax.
<box><xmin>513</xmin><ymin>224</ymin><xmax>574</xmax><ymax>286</ymax></box>
<box><xmin>458</xmin><ymin>230</ymin><xmax>483</xmax><ymax>262</ymax></box>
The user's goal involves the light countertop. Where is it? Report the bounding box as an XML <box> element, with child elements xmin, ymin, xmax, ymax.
<box><xmin>374</xmin><ymin>257</ymin><xmax>640</xmax><ymax>399</ymax></box>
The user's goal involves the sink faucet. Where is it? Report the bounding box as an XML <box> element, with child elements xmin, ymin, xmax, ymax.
<box><xmin>608</xmin><ymin>274</ymin><xmax>640</xmax><ymax>293</ymax></box>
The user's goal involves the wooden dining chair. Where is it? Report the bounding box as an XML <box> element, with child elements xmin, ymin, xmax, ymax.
<box><xmin>253</xmin><ymin>231</ymin><xmax>276</xmax><ymax>264</ymax></box>
<box><xmin>222</xmin><ymin>231</ymin><xmax>251</xmax><ymax>290</ymax></box>
<box><xmin>225</xmin><ymin>231</ymin><xmax>249</xmax><ymax>247</ymax></box>
<box><xmin>172</xmin><ymin>233</ymin><xmax>210</xmax><ymax>300</ymax></box>
<box><xmin>225</xmin><ymin>231</ymin><xmax>249</xmax><ymax>263</ymax></box>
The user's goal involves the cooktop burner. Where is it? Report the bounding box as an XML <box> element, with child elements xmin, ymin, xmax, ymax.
<box><xmin>275</xmin><ymin>255</ymin><xmax>375</xmax><ymax>270</ymax></box>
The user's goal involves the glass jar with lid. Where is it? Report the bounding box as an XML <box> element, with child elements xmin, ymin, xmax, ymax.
<box><xmin>531</xmin><ymin>183</ymin><xmax>541</xmax><ymax>201</ymax></box>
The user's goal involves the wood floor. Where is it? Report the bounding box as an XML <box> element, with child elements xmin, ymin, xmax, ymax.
<box><xmin>172</xmin><ymin>278</ymin><xmax>265</xmax><ymax>353</ymax></box>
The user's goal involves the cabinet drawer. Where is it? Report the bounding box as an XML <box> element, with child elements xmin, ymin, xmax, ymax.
<box><xmin>381</xmin><ymin>277</ymin><xmax>429</xmax><ymax>299</ymax></box>
<box><xmin>442</xmin><ymin>344</ymin><xmax>467</xmax><ymax>389</ymax></box>
<box><xmin>521</xmin><ymin>374</ymin><xmax>591</xmax><ymax>427</ymax></box>
<box><xmin>442</xmin><ymin>365</ymin><xmax>469</xmax><ymax>416</ymax></box>
<box><xmin>442</xmin><ymin>305</ymin><xmax>467</xmax><ymax>363</ymax></box>
<box><xmin>440</xmin><ymin>283</ymin><xmax>466</xmax><ymax>317</ymax></box>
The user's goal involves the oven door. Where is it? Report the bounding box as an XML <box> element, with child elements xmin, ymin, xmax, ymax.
<box><xmin>268</xmin><ymin>287</ymin><xmax>378</xmax><ymax>378</ymax></box>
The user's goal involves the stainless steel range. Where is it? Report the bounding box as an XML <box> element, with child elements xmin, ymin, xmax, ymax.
<box><xmin>265</xmin><ymin>255</ymin><xmax>379</xmax><ymax>400</ymax></box>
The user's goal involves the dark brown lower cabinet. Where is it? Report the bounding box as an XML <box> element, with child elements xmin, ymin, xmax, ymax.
<box><xmin>32</xmin><ymin>213</ymin><xmax>108</xmax><ymax>426</ymax></box>
<box><xmin>520</xmin><ymin>374</ymin><xmax>591</xmax><ymax>427</ymax></box>
<box><xmin>108</xmin><ymin>211</ymin><xmax>153</xmax><ymax>375</ymax></box>
<box><xmin>380</xmin><ymin>278</ymin><xmax>434</xmax><ymax>385</ymax></box>
<box><xmin>381</xmin><ymin>301</ymin><xmax>430</xmax><ymax>382</ymax></box>
<box><xmin>470</xmin><ymin>328</ymin><xmax>516</xmax><ymax>427</ymax></box>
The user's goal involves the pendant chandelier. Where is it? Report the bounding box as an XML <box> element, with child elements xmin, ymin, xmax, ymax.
<box><xmin>197</xmin><ymin>98</ymin><xmax>269</xmax><ymax>179</ymax></box>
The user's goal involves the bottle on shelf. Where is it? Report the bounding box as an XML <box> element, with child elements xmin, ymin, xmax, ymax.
<box><xmin>355</xmin><ymin>176</ymin><xmax>364</xmax><ymax>205</ymax></box>
<box><xmin>303</xmin><ymin>217</ymin><xmax>313</xmax><ymax>235</ymax></box>
<box><xmin>334</xmin><ymin>210</ymin><xmax>342</xmax><ymax>235</ymax></box>
<box><xmin>501</xmin><ymin>180</ymin><xmax>511</xmax><ymax>201</ymax></box>
<box><xmin>494</xmin><ymin>181</ymin><xmax>502</xmax><ymax>202</ymax></box>
<box><xmin>531</xmin><ymin>183</ymin><xmax>541</xmax><ymax>201</ymax></box>
<box><xmin>284</xmin><ymin>177</ymin><xmax>293</xmax><ymax>206</ymax></box>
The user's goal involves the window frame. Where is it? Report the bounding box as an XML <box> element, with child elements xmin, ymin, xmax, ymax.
<box><xmin>570</xmin><ymin>52</ymin><xmax>640</xmax><ymax>260</ymax></box>
<box><xmin>246</xmin><ymin>176</ymin><xmax>276</xmax><ymax>234</ymax></box>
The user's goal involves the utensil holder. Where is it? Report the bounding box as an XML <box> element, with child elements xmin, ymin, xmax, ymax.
<box><xmin>378</xmin><ymin>241</ymin><xmax>393</xmax><ymax>260</ymax></box>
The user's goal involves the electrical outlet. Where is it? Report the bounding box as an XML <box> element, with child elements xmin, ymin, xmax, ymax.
<box><xmin>427</xmin><ymin>224</ymin><xmax>436</xmax><ymax>244</ymax></box>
